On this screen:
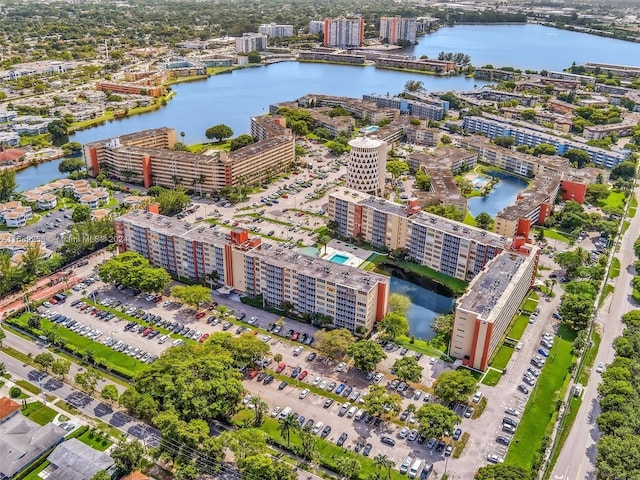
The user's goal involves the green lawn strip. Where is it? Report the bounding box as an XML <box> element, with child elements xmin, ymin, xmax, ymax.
<box><xmin>629</xmin><ymin>195</ymin><xmax>638</xmax><ymax>218</ymax></box>
<box><xmin>8</xmin><ymin>314</ymin><xmax>145</xmax><ymax>378</ymax></box>
<box><xmin>19</xmin><ymin>461</ymin><xmax>50</xmax><ymax>480</ymax></box>
<box><xmin>48</xmin><ymin>347</ymin><xmax>130</xmax><ymax>388</ymax></box>
<box><xmin>16</xmin><ymin>379</ymin><xmax>41</xmax><ymax>395</ymax></box>
<box><xmin>521</xmin><ymin>298</ymin><xmax>539</xmax><ymax>314</ymax></box>
<box><xmin>538</xmin><ymin>228</ymin><xmax>572</xmax><ymax>244</ymax></box>
<box><xmin>481</xmin><ymin>369</ymin><xmax>502</xmax><ymax>386</ymax></box>
<box><xmin>453</xmin><ymin>431</ymin><xmax>470</xmax><ymax>458</ymax></box>
<box><xmin>75</xmin><ymin>427</ymin><xmax>114</xmax><ymax>451</ymax></box>
<box><xmin>1</xmin><ymin>343</ymin><xmax>38</xmax><ymax>366</ymax></box>
<box><xmin>609</xmin><ymin>257</ymin><xmax>621</xmax><ymax>279</ymax></box>
<box><xmin>395</xmin><ymin>261</ymin><xmax>468</xmax><ymax>295</ymax></box>
<box><xmin>55</xmin><ymin>399</ymin><xmax>79</xmax><ymax>415</ymax></box>
<box><xmin>509</xmin><ymin>315</ymin><xmax>531</xmax><ymax>340</ymax></box>
<box><xmin>395</xmin><ymin>335</ymin><xmax>448</xmax><ymax>359</ymax></box>
<box><xmin>505</xmin><ymin>334</ymin><xmax>574</xmax><ymax>469</ymax></box>
<box><xmin>598</xmin><ymin>190</ymin><xmax>625</xmax><ymax>210</ymax></box>
<box><xmin>599</xmin><ymin>284</ymin><xmax>614</xmax><ymax>308</ymax></box>
<box><xmin>463</xmin><ymin>211</ymin><xmax>477</xmax><ymax>227</ymax></box>
<box><xmin>622</xmin><ymin>221</ymin><xmax>631</xmax><ymax>234</ymax></box>
<box><xmin>544</xmin><ymin>395</ymin><xmax>582</xmax><ymax>480</ymax></box>
<box><xmin>578</xmin><ymin>330</ymin><xmax>602</xmax><ymax>385</ymax></box>
<box><xmin>471</xmin><ymin>396</ymin><xmax>487</xmax><ymax>419</ymax></box>
<box><xmin>22</xmin><ymin>401</ymin><xmax>57</xmax><ymax>425</ymax></box>
<box><xmin>258</xmin><ymin>417</ymin><xmax>405</xmax><ymax>480</ymax></box>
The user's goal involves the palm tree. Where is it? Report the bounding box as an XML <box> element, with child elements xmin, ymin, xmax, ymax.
<box><xmin>22</xmin><ymin>243</ymin><xmax>43</xmax><ymax>278</ymax></box>
<box><xmin>317</xmin><ymin>234</ymin><xmax>331</xmax><ymax>256</ymax></box>
<box><xmin>252</xmin><ymin>397</ymin><xmax>268</xmax><ymax>427</ymax></box>
<box><xmin>373</xmin><ymin>454</ymin><xmax>395</xmax><ymax>480</ymax></box>
<box><xmin>197</xmin><ymin>174</ymin><xmax>207</xmax><ymax>198</ymax></box>
<box><xmin>205</xmin><ymin>270</ymin><xmax>220</xmax><ymax>289</ymax></box>
<box><xmin>278</xmin><ymin>413</ymin><xmax>299</xmax><ymax>447</ymax></box>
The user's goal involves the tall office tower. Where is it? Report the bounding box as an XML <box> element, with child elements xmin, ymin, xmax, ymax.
<box><xmin>323</xmin><ymin>17</ymin><xmax>365</xmax><ymax>48</ymax></box>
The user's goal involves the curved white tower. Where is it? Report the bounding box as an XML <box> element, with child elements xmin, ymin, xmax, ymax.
<box><xmin>346</xmin><ymin>136</ymin><xmax>387</xmax><ymax>196</ymax></box>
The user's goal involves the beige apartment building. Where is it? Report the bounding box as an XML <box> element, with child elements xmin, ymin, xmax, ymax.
<box><xmin>84</xmin><ymin>118</ymin><xmax>295</xmax><ymax>192</ymax></box>
<box><xmin>450</xmin><ymin>244</ymin><xmax>539</xmax><ymax>370</ymax></box>
<box><xmin>115</xmin><ymin>210</ymin><xmax>389</xmax><ymax>333</ymax></box>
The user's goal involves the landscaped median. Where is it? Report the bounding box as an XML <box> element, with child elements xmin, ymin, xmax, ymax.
<box><xmin>505</xmin><ymin>326</ymin><xmax>575</xmax><ymax>471</ymax></box>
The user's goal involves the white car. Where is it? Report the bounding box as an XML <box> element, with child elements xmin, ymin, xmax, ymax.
<box><xmin>487</xmin><ymin>454</ymin><xmax>504</xmax><ymax>464</ymax></box>
<box><xmin>242</xmin><ymin>394</ymin><xmax>253</xmax><ymax>405</ymax></box>
<box><xmin>319</xmin><ymin>379</ymin><xmax>328</xmax><ymax>389</ymax></box>
<box><xmin>312</xmin><ymin>376</ymin><xmax>321</xmax><ymax>386</ymax></box>
<box><xmin>299</xmin><ymin>388</ymin><xmax>310</xmax><ymax>399</ymax></box>
<box><xmin>336</xmin><ymin>362</ymin><xmax>346</xmax><ymax>372</ymax></box>
<box><xmin>505</xmin><ymin>407</ymin><xmax>521</xmax><ymax>417</ymax></box>
<box><xmin>270</xmin><ymin>406</ymin><xmax>281</xmax><ymax>418</ymax></box>
<box><xmin>398</xmin><ymin>427</ymin><xmax>409</xmax><ymax>439</ymax></box>
<box><xmin>596</xmin><ymin>362</ymin><xmax>605</xmax><ymax>373</ymax></box>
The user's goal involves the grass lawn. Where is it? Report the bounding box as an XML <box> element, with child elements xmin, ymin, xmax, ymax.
<box><xmin>622</xmin><ymin>220</ymin><xmax>631</xmax><ymax>235</ymax></box>
<box><xmin>490</xmin><ymin>345</ymin><xmax>514</xmax><ymax>371</ymax></box>
<box><xmin>15</xmin><ymin>379</ymin><xmax>41</xmax><ymax>395</ymax></box>
<box><xmin>358</xmin><ymin>253</ymin><xmax>388</xmax><ymax>271</ymax></box>
<box><xmin>609</xmin><ymin>257</ymin><xmax>621</xmax><ymax>279</ymax></box>
<box><xmin>75</xmin><ymin>428</ymin><xmax>114</xmax><ymax>451</ymax></box>
<box><xmin>509</xmin><ymin>315</ymin><xmax>531</xmax><ymax>340</ymax></box>
<box><xmin>506</xmin><ymin>330</ymin><xmax>574</xmax><ymax>469</ymax></box>
<box><xmin>600</xmin><ymin>284</ymin><xmax>614</xmax><ymax>307</ymax></box>
<box><xmin>22</xmin><ymin>401</ymin><xmax>57</xmax><ymax>426</ymax></box>
<box><xmin>538</xmin><ymin>227</ymin><xmax>572</xmax><ymax>244</ymax></box>
<box><xmin>19</xmin><ymin>461</ymin><xmax>50</xmax><ymax>480</ymax></box>
<box><xmin>598</xmin><ymin>190</ymin><xmax>626</xmax><ymax>210</ymax></box>
<box><xmin>463</xmin><ymin>211</ymin><xmax>477</xmax><ymax>227</ymax></box>
<box><xmin>547</xmin><ymin>395</ymin><xmax>582</xmax><ymax>475</ymax></box>
<box><xmin>395</xmin><ymin>335</ymin><xmax>448</xmax><ymax>359</ymax></box>
<box><xmin>481</xmin><ymin>369</ymin><xmax>502</xmax><ymax>386</ymax></box>
<box><xmin>578</xmin><ymin>330</ymin><xmax>602</xmax><ymax>385</ymax></box>
<box><xmin>395</xmin><ymin>261</ymin><xmax>468</xmax><ymax>296</ymax></box>
<box><xmin>629</xmin><ymin>195</ymin><xmax>638</xmax><ymax>218</ymax></box>
<box><xmin>258</xmin><ymin>417</ymin><xmax>405</xmax><ymax>480</ymax></box>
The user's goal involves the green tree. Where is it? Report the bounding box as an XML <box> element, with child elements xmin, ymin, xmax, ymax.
<box><xmin>101</xmin><ymin>384</ymin><xmax>119</xmax><ymax>404</ymax></box>
<box><xmin>72</xmin><ymin>204</ymin><xmax>92</xmax><ymax>223</ymax></box>
<box><xmin>174</xmin><ymin>461</ymin><xmax>199</xmax><ymax>480</ymax></box>
<box><xmin>335</xmin><ymin>456</ymin><xmax>362</xmax><ymax>480</ymax></box>
<box><xmin>563</xmin><ymin>148</ymin><xmax>592</xmax><ymax>168</ymax></box>
<box><xmin>0</xmin><ymin>329</ymin><xmax>5</xmax><ymax>348</ymax></box>
<box><xmin>58</xmin><ymin>157</ymin><xmax>85</xmax><ymax>174</ymax></box>
<box><xmin>405</xmin><ymin>80</ymin><xmax>424</xmax><ymax>92</ymax></box>
<box><xmin>494</xmin><ymin>136</ymin><xmax>515</xmax><ymax>148</ymax></box>
<box><xmin>0</xmin><ymin>170</ymin><xmax>17</xmax><ymax>202</ymax></box>
<box><xmin>240</xmin><ymin>455</ymin><xmax>296</xmax><ymax>480</ymax></box>
<box><xmin>386</xmin><ymin>160</ymin><xmax>409</xmax><ymax>184</ymax></box>
<box><xmin>223</xmin><ymin>429</ymin><xmax>266</xmax><ymax>462</ymax></box>
<box><xmin>475</xmin><ymin>464</ymin><xmax>531</xmax><ymax>480</ymax></box>
<box><xmin>347</xmin><ymin>340</ymin><xmax>386</xmax><ymax>373</ymax></box>
<box><xmin>229</xmin><ymin>134</ymin><xmax>255</xmax><ymax>151</ymax></box>
<box><xmin>415</xmin><ymin>403</ymin><xmax>460</xmax><ymax>439</ymax></box>
<box><xmin>373</xmin><ymin>454</ymin><xmax>396</xmax><ymax>480</ymax></box>
<box><xmin>610</xmin><ymin>161</ymin><xmax>636</xmax><ymax>180</ymax></box>
<box><xmin>111</xmin><ymin>440</ymin><xmax>145</xmax><ymax>476</ymax></box>
<box><xmin>475</xmin><ymin>212</ymin><xmax>492</xmax><ymax>230</ymax></box>
<box><xmin>315</xmin><ymin>328</ymin><xmax>354</xmax><ymax>359</ymax></box>
<box><xmin>156</xmin><ymin>187</ymin><xmax>190</xmax><ymax>215</ymax></box>
<box><xmin>559</xmin><ymin>293</ymin><xmax>594</xmax><ymax>330</ymax></box>
<box><xmin>380</xmin><ymin>312</ymin><xmax>409</xmax><ymax>340</ymax></box>
<box><xmin>278</xmin><ymin>413</ymin><xmax>299</xmax><ymax>447</ymax></box>
<box><xmin>34</xmin><ymin>352</ymin><xmax>54</xmax><ymax>372</ymax></box>
<box><xmin>317</xmin><ymin>234</ymin><xmax>331</xmax><ymax>255</ymax></box>
<box><xmin>170</xmin><ymin>284</ymin><xmax>211</xmax><ymax>308</ymax></box>
<box><xmin>99</xmin><ymin>252</ymin><xmax>171</xmax><ymax>293</ymax></box>
<box><xmin>51</xmin><ymin>359</ymin><xmax>70</xmax><ymax>380</ymax></box>
<box><xmin>521</xmin><ymin>109</ymin><xmax>536</xmax><ymax>121</ymax></box>
<box><xmin>585</xmin><ymin>184</ymin><xmax>610</xmax><ymax>204</ymax></box>
<box><xmin>362</xmin><ymin>384</ymin><xmax>402</xmax><ymax>419</ymax></box>
<box><xmin>532</xmin><ymin>143</ymin><xmax>557</xmax><ymax>156</ymax></box>
<box><xmin>392</xmin><ymin>356</ymin><xmax>423</xmax><ymax>383</ymax></box>
<box><xmin>432</xmin><ymin>313</ymin><xmax>454</xmax><ymax>336</ymax></box>
<box><xmin>206</xmin><ymin>332</ymin><xmax>270</xmax><ymax>369</ymax></box>
<box><xmin>205</xmin><ymin>124</ymin><xmax>233</xmax><ymax>142</ymax></box>
<box><xmin>433</xmin><ymin>369</ymin><xmax>478</xmax><ymax>403</ymax></box>
<box><xmin>90</xmin><ymin>471</ymin><xmax>112</xmax><ymax>480</ymax></box>
<box><xmin>47</xmin><ymin>119</ymin><xmax>69</xmax><ymax>146</ymax></box>
<box><xmin>555</xmin><ymin>248</ymin><xmax>589</xmax><ymax>277</ymax></box>
<box><xmin>425</xmin><ymin>204</ymin><xmax>465</xmax><ymax>222</ymax></box>
<box><xmin>74</xmin><ymin>370</ymin><xmax>101</xmax><ymax>394</ymax></box>
<box><xmin>388</xmin><ymin>293</ymin><xmax>411</xmax><ymax>316</ymax></box>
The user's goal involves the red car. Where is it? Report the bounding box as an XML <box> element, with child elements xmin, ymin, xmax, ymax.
<box><xmin>195</xmin><ymin>311</ymin><xmax>206</xmax><ymax>319</ymax></box>
<box><xmin>90</xmin><ymin>308</ymin><xmax>99</xmax><ymax>315</ymax></box>
<box><xmin>198</xmin><ymin>333</ymin><xmax>210</xmax><ymax>343</ymax></box>
<box><xmin>142</xmin><ymin>327</ymin><xmax>153</xmax><ymax>336</ymax></box>
<box><xmin>153</xmin><ymin>295</ymin><xmax>162</xmax><ymax>303</ymax></box>
<box><xmin>298</xmin><ymin>370</ymin><xmax>308</xmax><ymax>380</ymax></box>
<box><xmin>276</xmin><ymin>362</ymin><xmax>286</xmax><ymax>374</ymax></box>
<box><xmin>50</xmin><ymin>298</ymin><xmax>58</xmax><ymax>305</ymax></box>
<box><xmin>291</xmin><ymin>331</ymin><xmax>300</xmax><ymax>341</ymax></box>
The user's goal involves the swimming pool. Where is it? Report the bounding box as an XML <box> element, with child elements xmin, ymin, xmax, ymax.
<box><xmin>330</xmin><ymin>254</ymin><xmax>350</xmax><ymax>264</ymax></box>
<box><xmin>362</xmin><ymin>125</ymin><xmax>379</xmax><ymax>134</ymax></box>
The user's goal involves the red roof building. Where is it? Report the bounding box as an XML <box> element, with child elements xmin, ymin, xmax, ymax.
<box><xmin>0</xmin><ymin>147</ymin><xmax>27</xmax><ymax>165</ymax></box>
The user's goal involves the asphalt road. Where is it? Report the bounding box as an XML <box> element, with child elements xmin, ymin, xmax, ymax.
<box><xmin>551</xmin><ymin>185</ymin><xmax>640</xmax><ymax>480</ymax></box>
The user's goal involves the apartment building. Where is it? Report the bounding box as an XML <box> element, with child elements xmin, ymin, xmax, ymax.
<box><xmin>309</xmin><ymin>21</ymin><xmax>324</xmax><ymax>34</ymax></box>
<box><xmin>583</xmin><ymin>113</ymin><xmax>640</xmax><ymax>140</ymax></box>
<box><xmin>298</xmin><ymin>50</ymin><xmax>366</xmax><ymax>65</ymax></box>
<box><xmin>84</xmin><ymin>120</ymin><xmax>295</xmax><ymax>192</ymax></box>
<box><xmin>115</xmin><ymin>210</ymin><xmax>389</xmax><ymax>333</ymax></box>
<box><xmin>374</xmin><ymin>56</ymin><xmax>456</xmax><ymax>74</ymax></box>
<box><xmin>346</xmin><ymin>136</ymin><xmax>388</xmax><ymax>196</ymax></box>
<box><xmin>362</xmin><ymin>93</ymin><xmax>447</xmax><ymax>121</ymax></box>
<box><xmin>297</xmin><ymin>94</ymin><xmax>398</xmax><ymax>124</ymax></box>
<box><xmin>236</xmin><ymin>33</ymin><xmax>268</xmax><ymax>54</ymax></box>
<box><xmin>450</xmin><ymin>243</ymin><xmax>539</xmax><ymax>370</ymax></box>
<box><xmin>95</xmin><ymin>81</ymin><xmax>163</xmax><ymax>97</ymax></box>
<box><xmin>323</xmin><ymin>17</ymin><xmax>364</xmax><ymax>48</ymax></box>
<box><xmin>328</xmin><ymin>188</ymin><xmax>510</xmax><ymax>281</ymax></box>
<box><xmin>258</xmin><ymin>23</ymin><xmax>294</xmax><ymax>38</ymax></box>
<box><xmin>547</xmin><ymin>71</ymin><xmax>596</xmax><ymax>85</ymax></box>
<box><xmin>462</xmin><ymin>116</ymin><xmax>628</xmax><ymax>168</ymax></box>
<box><xmin>583</xmin><ymin>62</ymin><xmax>640</xmax><ymax>79</ymax></box>
<box><xmin>379</xmin><ymin>16</ymin><xmax>417</xmax><ymax>45</ymax></box>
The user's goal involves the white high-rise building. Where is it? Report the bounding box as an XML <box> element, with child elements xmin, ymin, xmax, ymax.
<box><xmin>258</xmin><ymin>23</ymin><xmax>294</xmax><ymax>38</ymax></box>
<box><xmin>346</xmin><ymin>136</ymin><xmax>387</xmax><ymax>195</ymax></box>
<box><xmin>235</xmin><ymin>33</ymin><xmax>268</xmax><ymax>54</ymax></box>
<box><xmin>309</xmin><ymin>20</ymin><xmax>325</xmax><ymax>34</ymax></box>
<box><xmin>323</xmin><ymin>17</ymin><xmax>364</xmax><ymax>48</ymax></box>
<box><xmin>379</xmin><ymin>16</ymin><xmax>417</xmax><ymax>45</ymax></box>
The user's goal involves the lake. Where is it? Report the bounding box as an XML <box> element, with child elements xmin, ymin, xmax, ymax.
<box><xmin>388</xmin><ymin>276</ymin><xmax>454</xmax><ymax>340</ymax></box>
<box><xmin>15</xmin><ymin>157</ymin><xmax>66</xmax><ymax>192</ymax></box>
<box><xmin>467</xmin><ymin>173</ymin><xmax>529</xmax><ymax>218</ymax></box>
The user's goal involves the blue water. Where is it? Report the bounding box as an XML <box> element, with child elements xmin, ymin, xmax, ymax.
<box><xmin>15</xmin><ymin>157</ymin><xmax>66</xmax><ymax>192</ymax></box>
<box><xmin>407</xmin><ymin>23</ymin><xmax>640</xmax><ymax>72</ymax></box>
<box><xmin>362</xmin><ymin>125</ymin><xmax>379</xmax><ymax>134</ymax></box>
<box><xmin>467</xmin><ymin>173</ymin><xmax>528</xmax><ymax>218</ymax></box>
<box><xmin>330</xmin><ymin>254</ymin><xmax>350</xmax><ymax>264</ymax></box>
<box><xmin>389</xmin><ymin>276</ymin><xmax>454</xmax><ymax>340</ymax></box>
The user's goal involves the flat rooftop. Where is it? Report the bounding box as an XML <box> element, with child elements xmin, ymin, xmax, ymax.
<box><xmin>457</xmin><ymin>251</ymin><xmax>526</xmax><ymax>317</ymax></box>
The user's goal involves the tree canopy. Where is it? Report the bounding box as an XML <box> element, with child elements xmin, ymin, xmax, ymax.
<box><xmin>99</xmin><ymin>251</ymin><xmax>171</xmax><ymax>293</ymax></box>
<box><xmin>433</xmin><ymin>369</ymin><xmax>478</xmax><ymax>403</ymax></box>
<box><xmin>415</xmin><ymin>403</ymin><xmax>460</xmax><ymax>439</ymax></box>
<box><xmin>170</xmin><ymin>284</ymin><xmax>211</xmax><ymax>307</ymax></box>
<box><xmin>392</xmin><ymin>356</ymin><xmax>423</xmax><ymax>383</ymax></box>
<box><xmin>347</xmin><ymin>340</ymin><xmax>386</xmax><ymax>373</ymax></box>
<box><xmin>475</xmin><ymin>464</ymin><xmax>531</xmax><ymax>480</ymax></box>
<box><xmin>72</xmin><ymin>204</ymin><xmax>92</xmax><ymax>223</ymax></box>
<box><xmin>314</xmin><ymin>328</ymin><xmax>354</xmax><ymax>359</ymax></box>
<box><xmin>58</xmin><ymin>157</ymin><xmax>85</xmax><ymax>174</ymax></box>
<box><xmin>155</xmin><ymin>187</ymin><xmax>190</xmax><ymax>216</ymax></box>
<box><xmin>205</xmin><ymin>124</ymin><xmax>233</xmax><ymax>142</ymax></box>
<box><xmin>380</xmin><ymin>312</ymin><xmax>409</xmax><ymax>340</ymax></box>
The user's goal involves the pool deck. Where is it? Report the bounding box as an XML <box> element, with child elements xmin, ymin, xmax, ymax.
<box><xmin>320</xmin><ymin>240</ymin><xmax>373</xmax><ymax>268</ymax></box>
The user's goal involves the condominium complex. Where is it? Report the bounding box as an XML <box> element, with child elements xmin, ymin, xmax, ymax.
<box><xmin>323</xmin><ymin>17</ymin><xmax>364</xmax><ymax>48</ymax></box>
<box><xmin>258</xmin><ymin>23</ymin><xmax>294</xmax><ymax>38</ymax></box>
<box><xmin>115</xmin><ymin>210</ymin><xmax>390</xmax><ymax>333</ymax></box>
<box><xmin>379</xmin><ymin>16</ymin><xmax>417</xmax><ymax>45</ymax></box>
<box><xmin>451</xmin><ymin>243</ymin><xmax>539</xmax><ymax>370</ymax></box>
<box><xmin>462</xmin><ymin>115</ymin><xmax>628</xmax><ymax>168</ymax></box>
<box><xmin>346</xmin><ymin>136</ymin><xmax>388</xmax><ymax>196</ymax></box>
<box><xmin>236</xmin><ymin>33</ymin><xmax>268</xmax><ymax>54</ymax></box>
<box><xmin>84</xmin><ymin>117</ymin><xmax>295</xmax><ymax>192</ymax></box>
<box><xmin>308</xmin><ymin>21</ymin><xmax>325</xmax><ymax>34</ymax></box>
<box><xmin>362</xmin><ymin>93</ymin><xmax>448</xmax><ymax>121</ymax></box>
<box><xmin>328</xmin><ymin>188</ymin><xmax>510</xmax><ymax>281</ymax></box>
